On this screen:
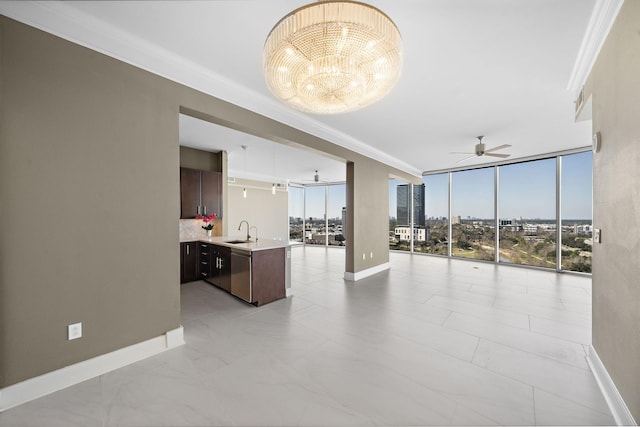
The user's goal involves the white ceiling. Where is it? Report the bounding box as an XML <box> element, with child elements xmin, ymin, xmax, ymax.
<box><xmin>1</xmin><ymin>0</ymin><xmax>605</xmax><ymax>183</ymax></box>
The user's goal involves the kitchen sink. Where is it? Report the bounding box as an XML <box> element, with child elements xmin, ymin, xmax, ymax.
<box><xmin>225</xmin><ymin>239</ymin><xmax>252</xmax><ymax>244</ymax></box>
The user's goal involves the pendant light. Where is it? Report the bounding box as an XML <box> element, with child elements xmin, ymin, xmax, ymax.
<box><xmin>264</xmin><ymin>1</ymin><xmax>402</xmax><ymax>114</ymax></box>
<box><xmin>272</xmin><ymin>142</ymin><xmax>277</xmax><ymax>195</ymax></box>
<box><xmin>241</xmin><ymin>145</ymin><xmax>247</xmax><ymax>198</ymax></box>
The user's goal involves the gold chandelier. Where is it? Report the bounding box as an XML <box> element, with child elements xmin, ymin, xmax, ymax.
<box><xmin>264</xmin><ymin>1</ymin><xmax>402</xmax><ymax>114</ymax></box>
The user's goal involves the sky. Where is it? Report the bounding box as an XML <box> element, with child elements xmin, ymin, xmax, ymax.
<box><xmin>389</xmin><ymin>151</ymin><xmax>593</xmax><ymax>220</ymax></box>
<box><xmin>292</xmin><ymin>152</ymin><xmax>592</xmax><ymax>221</ymax></box>
<box><xmin>289</xmin><ymin>184</ymin><xmax>346</xmax><ymax>219</ymax></box>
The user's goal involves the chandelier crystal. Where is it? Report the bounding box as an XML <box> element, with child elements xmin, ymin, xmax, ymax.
<box><xmin>264</xmin><ymin>1</ymin><xmax>402</xmax><ymax>114</ymax></box>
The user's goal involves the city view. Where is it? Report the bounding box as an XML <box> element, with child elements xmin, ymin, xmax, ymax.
<box><xmin>289</xmin><ymin>152</ymin><xmax>592</xmax><ymax>273</ymax></box>
<box><xmin>389</xmin><ymin>152</ymin><xmax>593</xmax><ymax>273</ymax></box>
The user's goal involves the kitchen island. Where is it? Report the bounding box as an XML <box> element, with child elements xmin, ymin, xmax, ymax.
<box><xmin>180</xmin><ymin>236</ymin><xmax>290</xmax><ymax>306</ymax></box>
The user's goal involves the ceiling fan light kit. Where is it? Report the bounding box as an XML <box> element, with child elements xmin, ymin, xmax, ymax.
<box><xmin>264</xmin><ymin>1</ymin><xmax>402</xmax><ymax>114</ymax></box>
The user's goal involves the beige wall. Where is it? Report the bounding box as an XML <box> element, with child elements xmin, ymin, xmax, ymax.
<box><xmin>1</xmin><ymin>16</ymin><xmax>419</xmax><ymax>387</ymax></box>
<box><xmin>346</xmin><ymin>159</ymin><xmax>392</xmax><ymax>273</ymax></box>
<box><xmin>0</xmin><ymin>16</ymin><xmax>181</xmax><ymax>386</ymax></box>
<box><xmin>227</xmin><ymin>179</ymin><xmax>289</xmax><ymax>241</ymax></box>
<box><xmin>586</xmin><ymin>0</ymin><xmax>640</xmax><ymax>419</ymax></box>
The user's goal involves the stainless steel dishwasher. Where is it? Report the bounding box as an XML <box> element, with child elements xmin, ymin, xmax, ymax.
<box><xmin>230</xmin><ymin>249</ymin><xmax>252</xmax><ymax>303</ymax></box>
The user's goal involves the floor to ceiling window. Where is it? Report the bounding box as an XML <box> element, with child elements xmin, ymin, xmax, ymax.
<box><xmin>498</xmin><ymin>158</ymin><xmax>557</xmax><ymax>268</ymax></box>
<box><xmin>389</xmin><ymin>179</ymin><xmax>411</xmax><ymax>251</ymax></box>
<box><xmin>304</xmin><ymin>185</ymin><xmax>327</xmax><ymax>245</ymax></box>
<box><xmin>417</xmin><ymin>173</ymin><xmax>449</xmax><ymax>255</ymax></box>
<box><xmin>289</xmin><ymin>183</ymin><xmax>346</xmax><ymax>247</ymax></box>
<box><xmin>561</xmin><ymin>151</ymin><xmax>593</xmax><ymax>273</ymax></box>
<box><xmin>451</xmin><ymin>168</ymin><xmax>495</xmax><ymax>261</ymax></box>
<box><xmin>327</xmin><ymin>184</ymin><xmax>346</xmax><ymax>246</ymax></box>
<box><xmin>286</xmin><ymin>150</ymin><xmax>592</xmax><ymax>273</ymax></box>
<box><xmin>288</xmin><ymin>185</ymin><xmax>304</xmax><ymax>243</ymax></box>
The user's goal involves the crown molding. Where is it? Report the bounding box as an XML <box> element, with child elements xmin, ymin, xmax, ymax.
<box><xmin>0</xmin><ymin>1</ymin><xmax>421</xmax><ymax>178</ymax></box>
<box><xmin>566</xmin><ymin>0</ymin><xmax>624</xmax><ymax>97</ymax></box>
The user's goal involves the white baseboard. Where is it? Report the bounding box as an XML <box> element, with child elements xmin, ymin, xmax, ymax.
<box><xmin>344</xmin><ymin>262</ymin><xmax>390</xmax><ymax>281</ymax></box>
<box><xmin>0</xmin><ymin>326</ymin><xmax>184</xmax><ymax>412</ymax></box>
<box><xmin>587</xmin><ymin>345</ymin><xmax>637</xmax><ymax>426</ymax></box>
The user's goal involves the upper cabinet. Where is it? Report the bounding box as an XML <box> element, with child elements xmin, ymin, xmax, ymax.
<box><xmin>180</xmin><ymin>167</ymin><xmax>222</xmax><ymax>219</ymax></box>
<box><xmin>200</xmin><ymin>170</ymin><xmax>221</xmax><ymax>216</ymax></box>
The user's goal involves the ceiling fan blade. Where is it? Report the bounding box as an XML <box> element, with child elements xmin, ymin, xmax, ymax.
<box><xmin>484</xmin><ymin>153</ymin><xmax>511</xmax><ymax>158</ymax></box>
<box><xmin>484</xmin><ymin>144</ymin><xmax>512</xmax><ymax>153</ymax></box>
<box><xmin>456</xmin><ymin>155</ymin><xmax>477</xmax><ymax>163</ymax></box>
<box><xmin>449</xmin><ymin>151</ymin><xmax>475</xmax><ymax>155</ymax></box>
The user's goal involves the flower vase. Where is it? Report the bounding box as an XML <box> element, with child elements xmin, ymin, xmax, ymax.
<box><xmin>206</xmin><ymin>230</ymin><xmax>212</xmax><ymax>238</ymax></box>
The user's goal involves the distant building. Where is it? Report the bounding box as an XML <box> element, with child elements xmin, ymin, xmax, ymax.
<box><xmin>451</xmin><ymin>216</ymin><xmax>461</xmax><ymax>225</ymax></box>
<box><xmin>574</xmin><ymin>224</ymin><xmax>593</xmax><ymax>234</ymax></box>
<box><xmin>395</xmin><ymin>226</ymin><xmax>427</xmax><ymax>242</ymax></box>
<box><xmin>397</xmin><ymin>184</ymin><xmax>425</xmax><ymax>227</ymax></box>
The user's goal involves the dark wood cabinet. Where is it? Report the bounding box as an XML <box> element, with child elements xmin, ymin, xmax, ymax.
<box><xmin>251</xmin><ymin>248</ymin><xmax>286</xmax><ymax>306</ymax></box>
<box><xmin>200</xmin><ymin>170</ymin><xmax>221</xmax><ymax>217</ymax></box>
<box><xmin>198</xmin><ymin>242</ymin><xmax>213</xmax><ymax>281</ymax></box>
<box><xmin>180</xmin><ymin>242</ymin><xmax>198</xmax><ymax>284</ymax></box>
<box><xmin>180</xmin><ymin>168</ymin><xmax>201</xmax><ymax>219</ymax></box>
<box><xmin>184</xmin><ymin>239</ymin><xmax>286</xmax><ymax>306</ymax></box>
<box><xmin>212</xmin><ymin>245</ymin><xmax>231</xmax><ymax>292</ymax></box>
<box><xmin>180</xmin><ymin>167</ymin><xmax>222</xmax><ymax>219</ymax></box>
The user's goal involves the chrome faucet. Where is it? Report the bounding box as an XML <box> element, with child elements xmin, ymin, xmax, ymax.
<box><xmin>238</xmin><ymin>220</ymin><xmax>250</xmax><ymax>241</ymax></box>
<box><xmin>250</xmin><ymin>225</ymin><xmax>258</xmax><ymax>242</ymax></box>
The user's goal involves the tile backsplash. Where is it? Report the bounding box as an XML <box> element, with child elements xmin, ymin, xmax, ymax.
<box><xmin>179</xmin><ymin>218</ymin><xmax>222</xmax><ymax>241</ymax></box>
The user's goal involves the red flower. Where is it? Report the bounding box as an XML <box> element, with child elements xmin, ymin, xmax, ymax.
<box><xmin>197</xmin><ymin>213</ymin><xmax>217</xmax><ymax>230</ymax></box>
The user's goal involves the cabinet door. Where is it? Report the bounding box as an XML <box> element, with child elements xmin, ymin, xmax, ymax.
<box><xmin>251</xmin><ymin>248</ymin><xmax>286</xmax><ymax>306</ymax></box>
<box><xmin>180</xmin><ymin>168</ymin><xmax>201</xmax><ymax>219</ymax></box>
<box><xmin>200</xmin><ymin>170</ymin><xmax>221</xmax><ymax>217</ymax></box>
<box><xmin>182</xmin><ymin>242</ymin><xmax>197</xmax><ymax>283</ymax></box>
<box><xmin>198</xmin><ymin>242</ymin><xmax>212</xmax><ymax>281</ymax></box>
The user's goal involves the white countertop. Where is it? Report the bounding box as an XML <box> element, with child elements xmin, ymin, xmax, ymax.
<box><xmin>180</xmin><ymin>236</ymin><xmax>290</xmax><ymax>252</ymax></box>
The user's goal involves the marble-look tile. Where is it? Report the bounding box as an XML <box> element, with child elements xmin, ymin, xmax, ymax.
<box><xmin>101</xmin><ymin>359</ymin><xmax>226</xmax><ymax>426</ymax></box>
<box><xmin>426</xmin><ymin>294</ymin><xmax>531</xmax><ymax>330</ymax></box>
<box><xmin>534</xmin><ymin>388</ymin><xmax>615</xmax><ymax>425</ymax></box>
<box><xmin>0</xmin><ymin>378</ymin><xmax>102</xmax><ymax>427</ymax></box>
<box><xmin>472</xmin><ymin>339</ymin><xmax>610</xmax><ymax>415</ymax></box>
<box><xmin>530</xmin><ymin>314</ymin><xmax>592</xmax><ymax>344</ymax></box>
<box><xmin>1</xmin><ymin>247</ymin><xmax>611</xmax><ymax>427</ymax></box>
<box><xmin>362</xmin><ymin>309</ymin><xmax>479</xmax><ymax>362</ymax></box>
<box><xmin>445</xmin><ymin>312</ymin><xmax>590</xmax><ymax>369</ymax></box>
<box><xmin>375</xmin><ymin>334</ymin><xmax>536</xmax><ymax>425</ymax></box>
<box><xmin>494</xmin><ymin>296</ymin><xmax>591</xmax><ymax>328</ymax></box>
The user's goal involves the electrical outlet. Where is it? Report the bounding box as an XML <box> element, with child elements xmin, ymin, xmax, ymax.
<box><xmin>594</xmin><ymin>228</ymin><xmax>601</xmax><ymax>244</ymax></box>
<box><xmin>362</xmin><ymin>253</ymin><xmax>366</xmax><ymax>260</ymax></box>
<box><xmin>68</xmin><ymin>322</ymin><xmax>82</xmax><ymax>340</ymax></box>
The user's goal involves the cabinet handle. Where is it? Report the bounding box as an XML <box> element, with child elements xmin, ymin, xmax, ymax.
<box><xmin>201</xmin><ymin>262</ymin><xmax>208</xmax><ymax>265</ymax></box>
<box><xmin>202</xmin><ymin>252</ymin><xmax>208</xmax><ymax>256</ymax></box>
<box><xmin>204</xmin><ymin>206</ymin><xmax>207</xmax><ymax>215</ymax></box>
<box><xmin>219</xmin><ymin>258</ymin><xmax>223</xmax><ymax>269</ymax></box>
<box><xmin>186</xmin><ymin>245</ymin><xmax>189</xmax><ymax>255</ymax></box>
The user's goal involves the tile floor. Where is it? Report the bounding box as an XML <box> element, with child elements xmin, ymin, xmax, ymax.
<box><xmin>0</xmin><ymin>246</ymin><xmax>614</xmax><ymax>426</ymax></box>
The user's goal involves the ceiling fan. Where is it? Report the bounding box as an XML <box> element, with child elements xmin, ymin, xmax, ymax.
<box><xmin>451</xmin><ymin>136</ymin><xmax>511</xmax><ymax>163</ymax></box>
<box><xmin>299</xmin><ymin>170</ymin><xmax>328</xmax><ymax>184</ymax></box>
